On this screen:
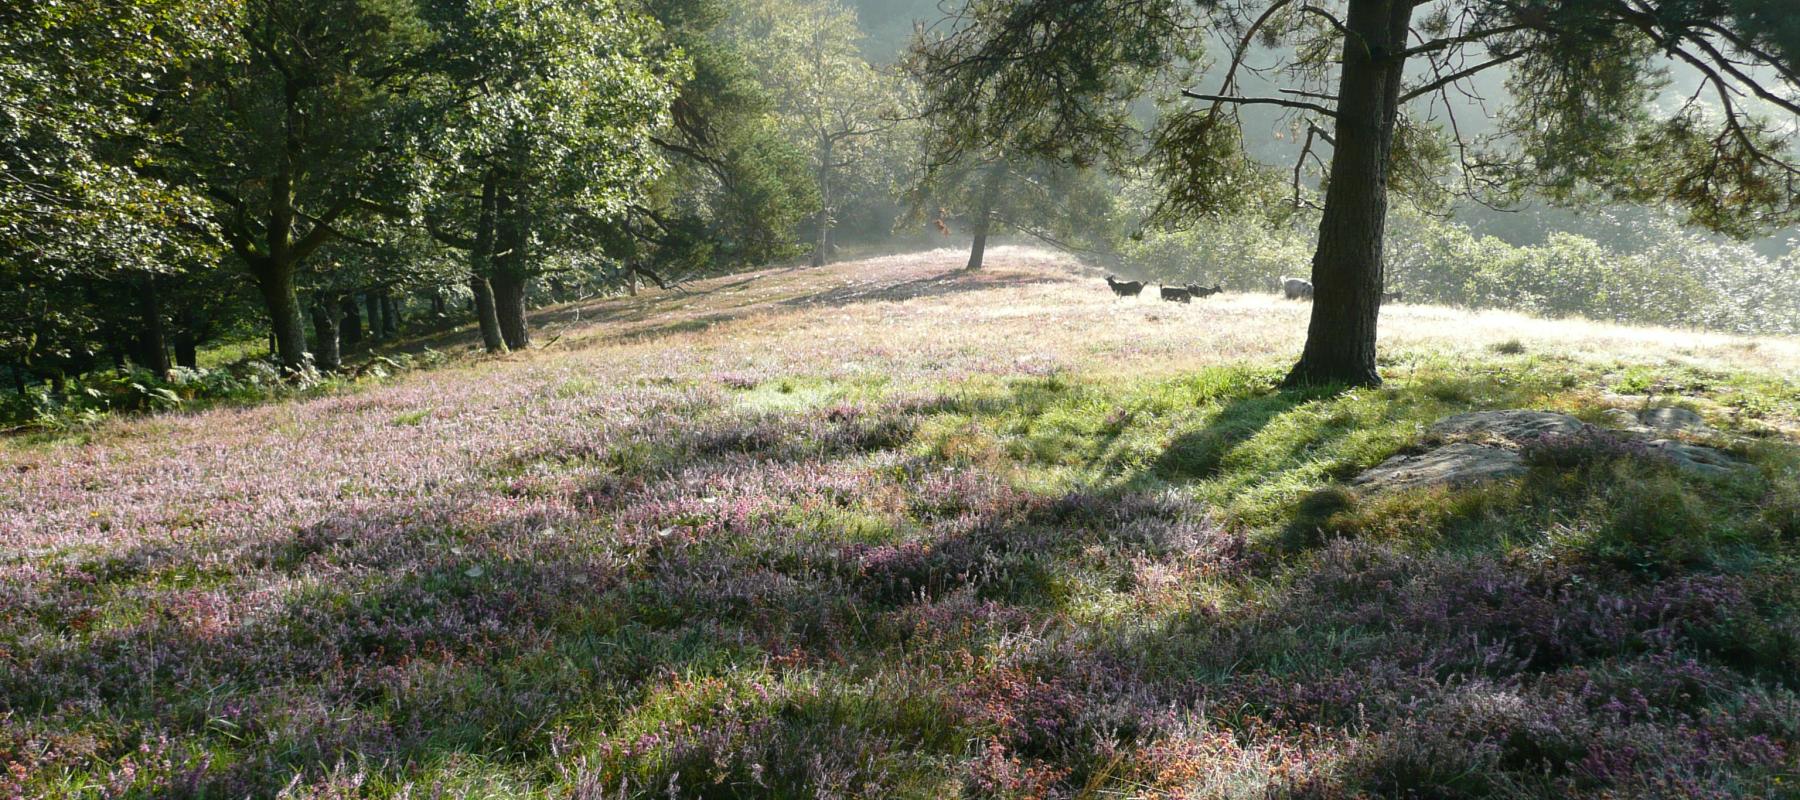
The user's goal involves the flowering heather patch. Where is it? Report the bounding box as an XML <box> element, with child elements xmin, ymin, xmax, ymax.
<box><xmin>1520</xmin><ymin>425</ymin><xmax>1662</xmax><ymax>470</ymax></box>
<box><xmin>3</xmin><ymin>249</ymin><xmax>1800</xmax><ymax>797</ymax></box>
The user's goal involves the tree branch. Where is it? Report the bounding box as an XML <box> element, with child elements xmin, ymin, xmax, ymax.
<box><xmin>1400</xmin><ymin>50</ymin><xmax>1527</xmax><ymax>103</ymax></box>
<box><xmin>1398</xmin><ymin>24</ymin><xmax>1534</xmax><ymax>59</ymax></box>
<box><xmin>1182</xmin><ymin>90</ymin><xmax>1337</xmax><ymax>117</ymax></box>
<box><xmin>290</xmin><ymin>200</ymin><xmax>355</xmax><ymax>263</ymax></box>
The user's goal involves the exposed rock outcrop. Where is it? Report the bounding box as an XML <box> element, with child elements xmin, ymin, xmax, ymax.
<box><xmin>1355</xmin><ymin>408</ymin><xmax>1749</xmax><ymax>492</ymax></box>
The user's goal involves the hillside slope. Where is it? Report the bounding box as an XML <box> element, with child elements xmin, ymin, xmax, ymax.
<box><xmin>4</xmin><ymin>248</ymin><xmax>1800</xmax><ymax>798</ymax></box>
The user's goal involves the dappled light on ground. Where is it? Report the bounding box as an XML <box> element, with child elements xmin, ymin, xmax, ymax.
<box><xmin>4</xmin><ymin>249</ymin><xmax>1799</xmax><ymax>797</ymax></box>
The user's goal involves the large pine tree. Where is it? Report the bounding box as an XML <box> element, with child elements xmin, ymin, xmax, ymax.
<box><xmin>915</xmin><ymin>0</ymin><xmax>1800</xmax><ymax>386</ymax></box>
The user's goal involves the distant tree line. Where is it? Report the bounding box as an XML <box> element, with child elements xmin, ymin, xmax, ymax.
<box><xmin>0</xmin><ymin>0</ymin><xmax>923</xmax><ymax>403</ymax></box>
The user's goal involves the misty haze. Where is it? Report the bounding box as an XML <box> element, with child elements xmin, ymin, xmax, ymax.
<box><xmin>2</xmin><ymin>1</ymin><xmax>1798</xmax><ymax>797</ymax></box>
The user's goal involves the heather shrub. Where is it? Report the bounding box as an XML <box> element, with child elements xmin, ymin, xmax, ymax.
<box><xmin>1684</xmin><ymin>574</ymin><xmax>1800</xmax><ymax>691</ymax></box>
<box><xmin>5</xmin><ymin>261</ymin><xmax>1799</xmax><ymax>799</ymax></box>
<box><xmin>1520</xmin><ymin>426</ymin><xmax>1657</xmax><ymax>471</ymax></box>
<box><xmin>1759</xmin><ymin>473</ymin><xmax>1800</xmax><ymax>543</ymax></box>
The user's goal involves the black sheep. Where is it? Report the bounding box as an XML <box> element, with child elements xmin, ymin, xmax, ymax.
<box><xmin>1160</xmin><ymin>284</ymin><xmax>1192</xmax><ymax>303</ymax></box>
<box><xmin>1106</xmin><ymin>275</ymin><xmax>1147</xmax><ymax>299</ymax></box>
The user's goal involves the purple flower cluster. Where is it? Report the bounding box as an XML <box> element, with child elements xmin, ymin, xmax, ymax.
<box><xmin>1</xmin><ymin>335</ymin><xmax>1796</xmax><ymax>797</ymax></box>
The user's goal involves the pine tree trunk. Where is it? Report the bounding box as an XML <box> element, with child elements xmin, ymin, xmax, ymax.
<box><xmin>254</xmin><ymin>263</ymin><xmax>310</xmax><ymax>373</ymax></box>
<box><xmin>1283</xmin><ymin>0</ymin><xmax>1413</xmax><ymax>388</ymax></box>
<box><xmin>309</xmin><ymin>294</ymin><xmax>342</xmax><ymax>371</ymax></box>
<box><xmin>966</xmin><ymin>162</ymin><xmax>1005</xmax><ymax>271</ymax></box>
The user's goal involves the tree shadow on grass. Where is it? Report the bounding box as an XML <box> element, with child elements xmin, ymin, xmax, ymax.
<box><xmin>16</xmin><ymin>369</ymin><xmax>1783</xmax><ymax>797</ymax></box>
<box><xmin>772</xmin><ymin>269</ymin><xmax>1062</xmax><ymax>310</ymax></box>
<box><xmin>1144</xmin><ymin>384</ymin><xmax>1340</xmax><ymax>484</ymax></box>
<box><xmin>3</xmin><ymin>398</ymin><xmax>1153</xmax><ymax>795</ymax></box>
<box><xmin>396</xmin><ymin>266</ymin><xmax>1061</xmax><ymax>356</ymax></box>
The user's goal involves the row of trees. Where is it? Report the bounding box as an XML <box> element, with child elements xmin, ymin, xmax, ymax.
<box><xmin>2</xmin><ymin>0</ymin><xmax>938</xmax><ymax>389</ymax></box>
<box><xmin>6</xmin><ymin>0</ymin><xmax>1798</xmax><ymax>394</ymax></box>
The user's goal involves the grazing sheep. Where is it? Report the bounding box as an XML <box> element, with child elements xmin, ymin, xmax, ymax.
<box><xmin>1381</xmin><ymin>291</ymin><xmax>1403</xmax><ymax>303</ymax></box>
<box><xmin>1280</xmin><ymin>276</ymin><xmax>1314</xmax><ymax>300</ymax></box>
<box><xmin>1186</xmin><ymin>282</ymin><xmax>1224</xmax><ymax>298</ymax></box>
<box><xmin>1159</xmin><ymin>284</ymin><xmax>1192</xmax><ymax>303</ymax></box>
<box><xmin>1106</xmin><ymin>275</ymin><xmax>1147</xmax><ymax>299</ymax></box>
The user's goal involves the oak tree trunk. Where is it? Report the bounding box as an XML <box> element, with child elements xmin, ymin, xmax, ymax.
<box><xmin>340</xmin><ymin>296</ymin><xmax>363</xmax><ymax>346</ymax></box>
<box><xmin>491</xmin><ymin>273</ymin><xmax>531</xmax><ymax>350</ymax></box>
<box><xmin>490</xmin><ymin>181</ymin><xmax>532</xmax><ymax>350</ymax></box>
<box><xmin>136</xmin><ymin>277</ymin><xmax>171</xmax><ymax>377</ymax></box>
<box><xmin>309</xmin><ymin>293</ymin><xmax>342</xmax><ymax>371</ymax></box>
<box><xmin>364</xmin><ymin>292</ymin><xmax>384</xmax><ymax>342</ymax></box>
<box><xmin>470</xmin><ymin>276</ymin><xmax>507</xmax><ymax>353</ymax></box>
<box><xmin>470</xmin><ymin>173</ymin><xmax>507</xmax><ymax>353</ymax></box>
<box><xmin>174</xmin><ymin>307</ymin><xmax>198</xmax><ymax>370</ymax></box>
<box><xmin>246</xmin><ymin>76</ymin><xmax>320</xmax><ymax>376</ymax></box>
<box><xmin>379</xmin><ymin>290</ymin><xmax>399</xmax><ymax>339</ymax></box>
<box><xmin>255</xmin><ymin>263</ymin><xmax>310</xmax><ymax>373</ymax></box>
<box><xmin>1284</xmin><ymin>0</ymin><xmax>1412</xmax><ymax>388</ymax></box>
<box><xmin>812</xmin><ymin>138</ymin><xmax>833</xmax><ymax>268</ymax></box>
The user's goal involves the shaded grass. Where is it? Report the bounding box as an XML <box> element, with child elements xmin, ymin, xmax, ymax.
<box><xmin>5</xmin><ymin>259</ymin><xmax>1800</xmax><ymax>798</ymax></box>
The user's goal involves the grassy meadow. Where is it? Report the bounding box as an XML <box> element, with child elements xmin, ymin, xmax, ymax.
<box><xmin>4</xmin><ymin>248</ymin><xmax>1799</xmax><ymax>798</ymax></box>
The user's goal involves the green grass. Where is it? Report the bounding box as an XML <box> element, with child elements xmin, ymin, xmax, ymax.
<box><xmin>8</xmin><ymin>272</ymin><xmax>1800</xmax><ymax>797</ymax></box>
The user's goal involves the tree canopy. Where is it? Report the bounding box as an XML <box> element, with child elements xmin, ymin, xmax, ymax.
<box><xmin>2</xmin><ymin>0</ymin><xmax>1797</xmax><ymax>408</ymax></box>
<box><xmin>913</xmin><ymin>0</ymin><xmax>1800</xmax><ymax>385</ymax></box>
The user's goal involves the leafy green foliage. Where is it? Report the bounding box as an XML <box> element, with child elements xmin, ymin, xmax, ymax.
<box><xmin>0</xmin><ymin>0</ymin><xmax>225</xmax><ymax>272</ymax></box>
<box><xmin>1386</xmin><ymin>201</ymin><xmax>1800</xmax><ymax>333</ymax></box>
<box><xmin>635</xmin><ymin>0</ymin><xmax>820</xmax><ymax>270</ymax></box>
<box><xmin>725</xmin><ymin>0</ymin><xmax>909</xmax><ymax>261</ymax></box>
<box><xmin>0</xmin><ymin>0</ymin><xmax>231</xmax><ymax>377</ymax></box>
<box><xmin>417</xmin><ymin>0</ymin><xmax>682</xmax><ymax>274</ymax></box>
<box><xmin>909</xmin><ymin>0</ymin><xmax>1202</xmax><ymax>169</ymax></box>
<box><xmin>906</xmin><ymin>0</ymin><xmax>1206</xmax><ymax>248</ymax></box>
